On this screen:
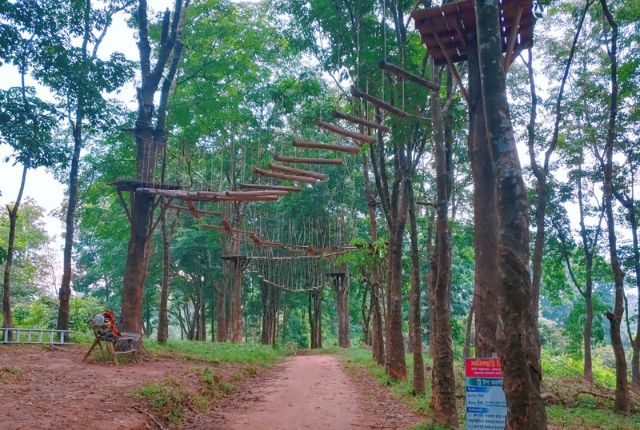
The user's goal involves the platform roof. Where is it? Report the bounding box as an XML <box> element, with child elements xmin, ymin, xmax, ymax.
<box><xmin>411</xmin><ymin>0</ymin><xmax>534</xmax><ymax>66</ymax></box>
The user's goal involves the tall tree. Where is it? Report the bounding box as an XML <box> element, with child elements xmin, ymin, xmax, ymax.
<box><xmin>40</xmin><ymin>0</ymin><xmax>134</xmax><ymax>331</ymax></box>
<box><xmin>119</xmin><ymin>0</ymin><xmax>188</xmax><ymax>334</ymax></box>
<box><xmin>597</xmin><ymin>0</ymin><xmax>630</xmax><ymax>413</ymax></box>
<box><xmin>0</xmin><ymin>84</ymin><xmax>64</xmax><ymax>335</ymax></box>
<box><xmin>474</xmin><ymin>0</ymin><xmax>546</xmax><ymax>427</ymax></box>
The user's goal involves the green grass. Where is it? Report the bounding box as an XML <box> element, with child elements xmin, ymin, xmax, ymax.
<box><xmin>133</xmin><ymin>378</ymin><xmax>205</xmax><ymax>424</ymax></box>
<box><xmin>145</xmin><ymin>340</ymin><xmax>288</xmax><ymax>366</ymax></box>
<box><xmin>338</xmin><ymin>347</ymin><xmax>640</xmax><ymax>430</ymax></box>
<box><xmin>547</xmin><ymin>405</ymin><xmax>640</xmax><ymax>429</ymax></box>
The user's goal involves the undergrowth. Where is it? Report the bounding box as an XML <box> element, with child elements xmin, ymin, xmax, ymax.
<box><xmin>339</xmin><ymin>346</ymin><xmax>640</xmax><ymax>430</ymax></box>
<box><xmin>145</xmin><ymin>340</ymin><xmax>287</xmax><ymax>366</ymax></box>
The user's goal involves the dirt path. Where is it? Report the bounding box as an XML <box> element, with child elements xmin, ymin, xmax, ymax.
<box><xmin>0</xmin><ymin>344</ymin><xmax>198</xmax><ymax>430</ymax></box>
<box><xmin>216</xmin><ymin>355</ymin><xmax>422</xmax><ymax>430</ymax></box>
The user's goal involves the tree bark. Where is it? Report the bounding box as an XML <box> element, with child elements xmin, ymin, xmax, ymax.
<box><xmin>215</xmin><ymin>281</ymin><xmax>228</xmax><ymax>342</ymax></box>
<box><xmin>157</xmin><ymin>212</ymin><xmax>171</xmax><ymax>343</ymax></box>
<box><xmin>362</xmin><ymin>152</ymin><xmax>385</xmax><ymax>365</ymax></box>
<box><xmin>407</xmin><ymin>181</ymin><xmax>425</xmax><ymax>394</ymax></box>
<box><xmin>309</xmin><ymin>288</ymin><xmax>323</xmax><ymax>349</ymax></box>
<box><xmin>260</xmin><ymin>278</ymin><xmax>280</xmax><ymax>347</ymax></box>
<box><xmin>120</xmin><ymin>0</ymin><xmax>187</xmax><ymax>334</ymax></box>
<box><xmin>475</xmin><ymin>1</ymin><xmax>547</xmax><ymax>427</ymax></box>
<box><xmin>331</xmin><ymin>273</ymin><xmax>351</xmax><ymax>348</ymax></box>
<box><xmin>3</xmin><ymin>164</ymin><xmax>28</xmax><ymax>337</ymax></box>
<box><xmin>429</xmin><ymin>70</ymin><xmax>458</xmax><ymax>426</ymax></box>
<box><xmin>466</xmin><ymin>35</ymin><xmax>499</xmax><ymax>358</ymax></box>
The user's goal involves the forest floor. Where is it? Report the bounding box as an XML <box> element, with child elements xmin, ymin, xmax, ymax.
<box><xmin>0</xmin><ymin>344</ymin><xmax>424</xmax><ymax>430</ymax></box>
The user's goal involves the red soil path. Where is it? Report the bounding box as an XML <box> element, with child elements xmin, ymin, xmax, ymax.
<box><xmin>217</xmin><ymin>355</ymin><xmax>422</xmax><ymax>430</ymax></box>
<box><xmin>0</xmin><ymin>346</ymin><xmax>423</xmax><ymax>430</ymax></box>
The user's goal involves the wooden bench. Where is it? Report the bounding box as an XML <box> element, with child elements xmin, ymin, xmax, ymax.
<box><xmin>1</xmin><ymin>328</ymin><xmax>73</xmax><ymax>345</ymax></box>
<box><xmin>82</xmin><ymin>322</ymin><xmax>140</xmax><ymax>365</ymax></box>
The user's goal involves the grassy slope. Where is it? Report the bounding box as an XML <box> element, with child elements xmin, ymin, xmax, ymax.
<box><xmin>131</xmin><ymin>341</ymin><xmax>288</xmax><ymax>426</ymax></box>
<box><xmin>338</xmin><ymin>347</ymin><xmax>640</xmax><ymax>430</ymax></box>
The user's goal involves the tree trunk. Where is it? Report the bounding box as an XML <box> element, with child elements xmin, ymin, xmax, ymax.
<box><xmin>466</xmin><ymin>35</ymin><xmax>499</xmax><ymax>358</ymax></box>
<box><xmin>475</xmin><ymin>1</ymin><xmax>546</xmax><ymax>427</ymax></box>
<box><xmin>386</xmin><ymin>223</ymin><xmax>407</xmax><ymax>380</ymax></box>
<box><xmin>599</xmin><ymin>0</ymin><xmax>630</xmax><ymax>411</ymax></box>
<box><xmin>628</xmin><ymin>208</ymin><xmax>640</xmax><ymax>389</ymax></box>
<box><xmin>429</xmin><ymin>71</ymin><xmax>458</xmax><ymax>426</ymax></box>
<box><xmin>215</xmin><ymin>282</ymin><xmax>228</xmax><ymax>342</ymax></box>
<box><xmin>3</xmin><ymin>164</ymin><xmax>28</xmax><ymax>337</ymax></box>
<box><xmin>57</xmin><ymin>124</ymin><xmax>82</xmax><ymax>331</ymax></box>
<box><xmin>407</xmin><ymin>181</ymin><xmax>425</xmax><ymax>394</ymax></box>
<box><xmin>361</xmin><ymin>283</ymin><xmax>372</xmax><ymax>345</ymax></box>
<box><xmin>309</xmin><ymin>288</ymin><xmax>323</xmax><ymax>349</ymax></box>
<box><xmin>260</xmin><ymin>278</ymin><xmax>281</xmax><ymax>347</ymax></box>
<box><xmin>120</xmin><ymin>0</ymin><xmax>186</xmax><ymax>335</ymax></box>
<box><xmin>331</xmin><ymin>273</ymin><xmax>350</xmax><ymax>348</ymax></box>
<box><xmin>463</xmin><ymin>298</ymin><xmax>475</xmax><ymax>360</ymax></box>
<box><xmin>157</xmin><ymin>213</ymin><xmax>171</xmax><ymax>343</ymax></box>
<box><xmin>361</xmin><ymin>153</ymin><xmax>385</xmax><ymax>364</ymax></box>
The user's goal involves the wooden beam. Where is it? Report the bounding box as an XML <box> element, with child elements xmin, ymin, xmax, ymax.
<box><xmin>351</xmin><ymin>88</ymin><xmax>409</xmax><ymax>118</ymax></box>
<box><xmin>217</xmin><ymin>195</ymin><xmax>281</xmax><ymax>202</ymax></box>
<box><xmin>503</xmin><ymin>5</ymin><xmax>525</xmax><ymax>72</ymax></box>
<box><xmin>253</xmin><ymin>166</ymin><xmax>319</xmax><ymax>184</ymax></box>
<box><xmin>224</xmin><ymin>190</ymin><xmax>289</xmax><ymax>197</ymax></box>
<box><xmin>332</xmin><ymin>110</ymin><xmax>389</xmax><ymax>132</ymax></box>
<box><xmin>268</xmin><ymin>163</ymin><xmax>328</xmax><ymax>180</ymax></box>
<box><xmin>201</xmin><ymin>224</ymin><xmax>226</xmax><ymax>231</ymax></box>
<box><xmin>427</xmin><ymin>24</ymin><xmax>470</xmax><ymax>102</ymax></box>
<box><xmin>274</xmin><ymin>154</ymin><xmax>343</xmax><ymax>165</ymax></box>
<box><xmin>239</xmin><ymin>183</ymin><xmax>302</xmax><ymax>192</ymax></box>
<box><xmin>313</xmin><ymin>119</ymin><xmax>376</xmax><ymax>144</ymax></box>
<box><xmin>293</xmin><ymin>139</ymin><xmax>360</xmax><ymax>155</ymax></box>
<box><xmin>167</xmin><ymin>205</ymin><xmax>221</xmax><ymax>216</ymax></box>
<box><xmin>379</xmin><ymin>60</ymin><xmax>440</xmax><ymax>91</ymax></box>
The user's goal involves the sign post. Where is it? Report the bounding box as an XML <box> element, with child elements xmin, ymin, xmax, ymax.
<box><xmin>465</xmin><ymin>358</ymin><xmax>507</xmax><ymax>429</ymax></box>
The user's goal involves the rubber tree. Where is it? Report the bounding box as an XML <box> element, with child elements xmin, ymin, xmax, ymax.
<box><xmin>475</xmin><ymin>0</ymin><xmax>546</xmax><ymax>427</ymax></box>
<box><xmin>120</xmin><ymin>0</ymin><xmax>188</xmax><ymax>335</ymax></box>
<box><xmin>50</xmin><ymin>0</ymin><xmax>133</xmax><ymax>331</ymax></box>
<box><xmin>597</xmin><ymin>0</ymin><xmax>630</xmax><ymax>413</ymax></box>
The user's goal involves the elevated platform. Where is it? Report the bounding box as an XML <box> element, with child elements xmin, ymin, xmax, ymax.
<box><xmin>411</xmin><ymin>0</ymin><xmax>533</xmax><ymax>66</ymax></box>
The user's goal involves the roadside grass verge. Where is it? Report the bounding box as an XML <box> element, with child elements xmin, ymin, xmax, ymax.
<box><xmin>130</xmin><ymin>341</ymin><xmax>288</xmax><ymax>427</ymax></box>
<box><xmin>145</xmin><ymin>340</ymin><xmax>288</xmax><ymax>366</ymax></box>
<box><xmin>338</xmin><ymin>346</ymin><xmax>640</xmax><ymax>430</ymax></box>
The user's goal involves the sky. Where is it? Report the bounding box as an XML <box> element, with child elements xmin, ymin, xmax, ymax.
<box><xmin>0</xmin><ymin>1</ymin><xmax>174</xmax><ymax>284</ymax></box>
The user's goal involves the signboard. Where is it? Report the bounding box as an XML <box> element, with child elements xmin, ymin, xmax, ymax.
<box><xmin>465</xmin><ymin>358</ymin><xmax>507</xmax><ymax>429</ymax></box>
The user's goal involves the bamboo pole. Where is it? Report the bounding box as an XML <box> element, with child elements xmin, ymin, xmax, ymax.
<box><xmin>379</xmin><ymin>60</ymin><xmax>440</xmax><ymax>90</ymax></box>
<box><xmin>351</xmin><ymin>87</ymin><xmax>409</xmax><ymax>118</ymax></box>
<box><xmin>293</xmin><ymin>139</ymin><xmax>360</xmax><ymax>155</ymax></box>
<box><xmin>253</xmin><ymin>167</ymin><xmax>319</xmax><ymax>184</ymax></box>
<box><xmin>239</xmin><ymin>183</ymin><xmax>302</xmax><ymax>192</ymax></box>
<box><xmin>332</xmin><ymin>110</ymin><xmax>390</xmax><ymax>132</ymax></box>
<box><xmin>273</xmin><ymin>154</ymin><xmax>343</xmax><ymax>165</ymax></box>
<box><xmin>314</xmin><ymin>119</ymin><xmax>376</xmax><ymax>144</ymax></box>
<box><xmin>268</xmin><ymin>163</ymin><xmax>328</xmax><ymax>180</ymax></box>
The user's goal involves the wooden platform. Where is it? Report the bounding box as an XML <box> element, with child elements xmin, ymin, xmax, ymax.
<box><xmin>411</xmin><ymin>0</ymin><xmax>533</xmax><ymax>66</ymax></box>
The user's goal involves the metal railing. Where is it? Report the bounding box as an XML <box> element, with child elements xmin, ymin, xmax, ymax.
<box><xmin>1</xmin><ymin>328</ymin><xmax>73</xmax><ymax>345</ymax></box>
